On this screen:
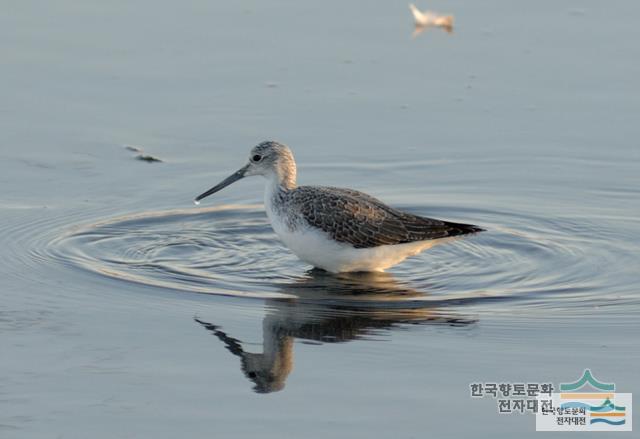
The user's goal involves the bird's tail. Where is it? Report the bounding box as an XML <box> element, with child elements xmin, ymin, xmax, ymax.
<box><xmin>444</xmin><ymin>221</ymin><xmax>485</xmax><ymax>237</ymax></box>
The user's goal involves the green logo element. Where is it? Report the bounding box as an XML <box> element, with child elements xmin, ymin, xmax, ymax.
<box><xmin>590</xmin><ymin>398</ymin><xmax>626</xmax><ymax>412</ymax></box>
<box><xmin>559</xmin><ymin>369</ymin><xmax>615</xmax><ymax>391</ymax></box>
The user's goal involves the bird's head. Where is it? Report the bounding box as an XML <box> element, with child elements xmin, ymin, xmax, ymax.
<box><xmin>195</xmin><ymin>140</ymin><xmax>296</xmax><ymax>203</ymax></box>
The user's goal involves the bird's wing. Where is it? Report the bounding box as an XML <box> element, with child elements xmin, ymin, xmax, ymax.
<box><xmin>290</xmin><ymin>186</ymin><xmax>482</xmax><ymax>249</ymax></box>
<box><xmin>409</xmin><ymin>4</ymin><xmax>426</xmax><ymax>22</ymax></box>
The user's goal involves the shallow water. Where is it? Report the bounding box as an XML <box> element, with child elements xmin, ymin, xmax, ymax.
<box><xmin>2</xmin><ymin>0</ymin><xmax>640</xmax><ymax>437</ymax></box>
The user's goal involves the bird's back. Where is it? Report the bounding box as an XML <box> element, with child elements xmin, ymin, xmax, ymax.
<box><xmin>284</xmin><ymin>186</ymin><xmax>483</xmax><ymax>249</ymax></box>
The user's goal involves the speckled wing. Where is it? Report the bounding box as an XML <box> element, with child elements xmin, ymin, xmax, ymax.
<box><xmin>290</xmin><ymin>186</ymin><xmax>483</xmax><ymax>249</ymax></box>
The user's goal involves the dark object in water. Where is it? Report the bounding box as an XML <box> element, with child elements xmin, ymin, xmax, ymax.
<box><xmin>124</xmin><ymin>145</ymin><xmax>143</xmax><ymax>153</ymax></box>
<box><xmin>136</xmin><ymin>154</ymin><xmax>163</xmax><ymax>163</ymax></box>
<box><xmin>123</xmin><ymin>144</ymin><xmax>162</xmax><ymax>162</ymax></box>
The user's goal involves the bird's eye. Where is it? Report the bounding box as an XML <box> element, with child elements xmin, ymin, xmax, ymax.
<box><xmin>252</xmin><ymin>154</ymin><xmax>262</xmax><ymax>162</ymax></box>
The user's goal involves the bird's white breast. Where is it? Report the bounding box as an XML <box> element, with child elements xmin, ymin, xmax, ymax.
<box><xmin>264</xmin><ymin>187</ymin><xmax>441</xmax><ymax>273</ymax></box>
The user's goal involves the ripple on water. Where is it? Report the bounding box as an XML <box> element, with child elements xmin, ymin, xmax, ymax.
<box><xmin>16</xmin><ymin>203</ymin><xmax>633</xmax><ymax>312</ymax></box>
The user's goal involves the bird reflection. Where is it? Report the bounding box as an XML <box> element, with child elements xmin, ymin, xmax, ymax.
<box><xmin>196</xmin><ymin>270</ymin><xmax>475</xmax><ymax>393</ymax></box>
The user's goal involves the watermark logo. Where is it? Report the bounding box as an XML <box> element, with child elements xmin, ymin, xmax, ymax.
<box><xmin>536</xmin><ymin>369</ymin><xmax>632</xmax><ymax>431</ymax></box>
<box><xmin>469</xmin><ymin>369</ymin><xmax>632</xmax><ymax>432</ymax></box>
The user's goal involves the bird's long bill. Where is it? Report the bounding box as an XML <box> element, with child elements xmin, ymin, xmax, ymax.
<box><xmin>194</xmin><ymin>164</ymin><xmax>249</xmax><ymax>203</ymax></box>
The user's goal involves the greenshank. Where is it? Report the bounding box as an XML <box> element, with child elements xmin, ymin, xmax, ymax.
<box><xmin>195</xmin><ymin>141</ymin><xmax>483</xmax><ymax>273</ymax></box>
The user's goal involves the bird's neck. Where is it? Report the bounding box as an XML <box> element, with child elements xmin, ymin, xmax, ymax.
<box><xmin>264</xmin><ymin>162</ymin><xmax>296</xmax><ymax>218</ymax></box>
<box><xmin>272</xmin><ymin>161</ymin><xmax>297</xmax><ymax>191</ymax></box>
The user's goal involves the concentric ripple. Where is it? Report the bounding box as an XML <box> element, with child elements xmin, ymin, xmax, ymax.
<box><xmin>27</xmin><ymin>203</ymin><xmax>637</xmax><ymax>310</ymax></box>
<box><xmin>44</xmin><ymin>205</ymin><xmax>302</xmax><ymax>298</ymax></box>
